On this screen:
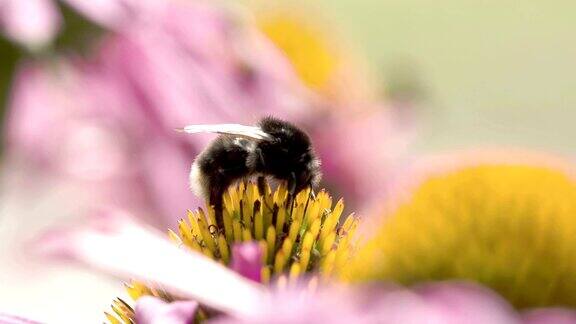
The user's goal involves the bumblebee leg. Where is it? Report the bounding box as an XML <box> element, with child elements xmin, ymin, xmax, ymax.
<box><xmin>302</xmin><ymin>185</ymin><xmax>314</xmax><ymax>218</ymax></box>
<box><xmin>288</xmin><ymin>172</ymin><xmax>297</xmax><ymax>195</ymax></box>
<box><xmin>257</xmin><ymin>176</ymin><xmax>266</xmax><ymax>197</ymax></box>
<box><xmin>286</xmin><ymin>172</ymin><xmax>297</xmax><ymax>213</ymax></box>
<box><xmin>209</xmin><ymin>185</ymin><xmax>225</xmax><ymax>231</ymax></box>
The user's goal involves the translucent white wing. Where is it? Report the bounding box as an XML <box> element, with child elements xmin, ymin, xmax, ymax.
<box><xmin>176</xmin><ymin>124</ymin><xmax>271</xmax><ymax>140</ymax></box>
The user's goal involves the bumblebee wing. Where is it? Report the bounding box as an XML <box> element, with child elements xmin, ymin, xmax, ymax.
<box><xmin>176</xmin><ymin>124</ymin><xmax>271</xmax><ymax>140</ymax></box>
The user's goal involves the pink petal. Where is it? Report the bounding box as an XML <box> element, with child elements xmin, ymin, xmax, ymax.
<box><xmin>384</xmin><ymin>148</ymin><xmax>576</xmax><ymax>215</ymax></box>
<box><xmin>0</xmin><ymin>0</ymin><xmax>61</xmax><ymax>48</ymax></box>
<box><xmin>5</xmin><ymin>61</ymin><xmax>137</xmax><ymax>181</ymax></box>
<box><xmin>33</xmin><ymin>209</ymin><xmax>266</xmax><ymax>317</ymax></box>
<box><xmin>231</xmin><ymin>242</ymin><xmax>263</xmax><ymax>282</ymax></box>
<box><xmin>0</xmin><ymin>313</ymin><xmax>41</xmax><ymax>324</ymax></box>
<box><xmin>4</xmin><ymin>62</ymin><xmax>55</xmax><ymax>164</ymax></box>
<box><xmin>62</xmin><ymin>0</ymin><xmax>167</xmax><ymax>29</ymax></box>
<box><xmin>139</xmin><ymin>138</ymin><xmax>204</xmax><ymax>229</ymax></box>
<box><xmin>416</xmin><ymin>282</ymin><xmax>521</xmax><ymax>324</ymax></box>
<box><xmin>135</xmin><ymin>296</ymin><xmax>198</xmax><ymax>324</ymax></box>
<box><xmin>95</xmin><ymin>1</ymin><xmax>311</xmax><ymax>130</ymax></box>
<box><xmin>211</xmin><ymin>282</ymin><xmax>521</xmax><ymax>324</ymax></box>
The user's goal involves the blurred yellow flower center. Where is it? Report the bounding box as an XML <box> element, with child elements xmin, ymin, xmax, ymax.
<box><xmin>258</xmin><ymin>13</ymin><xmax>338</xmax><ymax>91</ymax></box>
<box><xmin>342</xmin><ymin>164</ymin><xmax>576</xmax><ymax>309</ymax></box>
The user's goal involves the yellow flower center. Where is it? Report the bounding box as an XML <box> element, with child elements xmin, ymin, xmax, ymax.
<box><xmin>172</xmin><ymin>182</ymin><xmax>357</xmax><ymax>283</ymax></box>
<box><xmin>107</xmin><ymin>182</ymin><xmax>358</xmax><ymax>323</ymax></box>
<box><xmin>258</xmin><ymin>12</ymin><xmax>339</xmax><ymax>92</ymax></box>
<box><xmin>342</xmin><ymin>164</ymin><xmax>576</xmax><ymax>309</ymax></box>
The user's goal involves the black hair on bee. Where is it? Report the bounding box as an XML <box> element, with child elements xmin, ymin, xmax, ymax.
<box><xmin>178</xmin><ymin>117</ymin><xmax>321</xmax><ymax>229</ymax></box>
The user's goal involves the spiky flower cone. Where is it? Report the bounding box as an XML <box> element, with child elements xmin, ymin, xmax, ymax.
<box><xmin>107</xmin><ymin>181</ymin><xmax>358</xmax><ymax>323</ymax></box>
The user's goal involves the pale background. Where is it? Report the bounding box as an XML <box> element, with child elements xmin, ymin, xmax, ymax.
<box><xmin>319</xmin><ymin>0</ymin><xmax>576</xmax><ymax>154</ymax></box>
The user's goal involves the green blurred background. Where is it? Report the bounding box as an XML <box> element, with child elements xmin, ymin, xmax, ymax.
<box><xmin>317</xmin><ymin>0</ymin><xmax>576</xmax><ymax>154</ymax></box>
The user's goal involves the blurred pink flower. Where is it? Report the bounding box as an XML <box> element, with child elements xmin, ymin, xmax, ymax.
<box><xmin>35</xmin><ymin>211</ymin><xmax>575</xmax><ymax>324</ymax></box>
<box><xmin>4</xmin><ymin>0</ymin><xmax>312</xmax><ymax>228</ymax></box>
<box><xmin>0</xmin><ymin>0</ymin><xmax>169</xmax><ymax>48</ymax></box>
<box><xmin>314</xmin><ymin>107</ymin><xmax>416</xmax><ymax>212</ymax></box>
<box><xmin>4</xmin><ymin>0</ymin><xmax>414</xmax><ymax>231</ymax></box>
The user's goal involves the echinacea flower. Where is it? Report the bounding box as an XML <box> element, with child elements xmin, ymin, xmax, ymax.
<box><xmin>104</xmin><ymin>181</ymin><xmax>357</xmax><ymax>322</ymax></box>
<box><xmin>170</xmin><ymin>182</ymin><xmax>358</xmax><ymax>282</ymax></box>
<box><xmin>342</xmin><ymin>158</ymin><xmax>576</xmax><ymax>309</ymax></box>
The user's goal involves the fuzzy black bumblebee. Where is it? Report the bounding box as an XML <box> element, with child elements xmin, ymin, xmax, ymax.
<box><xmin>179</xmin><ymin>117</ymin><xmax>321</xmax><ymax>228</ymax></box>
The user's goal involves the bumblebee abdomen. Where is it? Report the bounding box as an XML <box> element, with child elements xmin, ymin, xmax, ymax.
<box><xmin>192</xmin><ymin>137</ymin><xmax>252</xmax><ymax>200</ymax></box>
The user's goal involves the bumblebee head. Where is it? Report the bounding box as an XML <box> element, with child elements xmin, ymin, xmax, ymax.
<box><xmin>256</xmin><ymin>117</ymin><xmax>321</xmax><ymax>189</ymax></box>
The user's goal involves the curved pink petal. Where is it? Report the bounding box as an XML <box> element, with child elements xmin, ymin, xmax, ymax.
<box><xmin>33</xmin><ymin>209</ymin><xmax>266</xmax><ymax>317</ymax></box>
<box><xmin>231</xmin><ymin>242</ymin><xmax>263</xmax><ymax>282</ymax></box>
<box><xmin>135</xmin><ymin>296</ymin><xmax>198</xmax><ymax>324</ymax></box>
<box><xmin>210</xmin><ymin>282</ymin><xmax>521</xmax><ymax>324</ymax></box>
<box><xmin>0</xmin><ymin>0</ymin><xmax>61</xmax><ymax>48</ymax></box>
<box><xmin>416</xmin><ymin>282</ymin><xmax>521</xmax><ymax>324</ymax></box>
<box><xmin>0</xmin><ymin>313</ymin><xmax>42</xmax><ymax>324</ymax></box>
